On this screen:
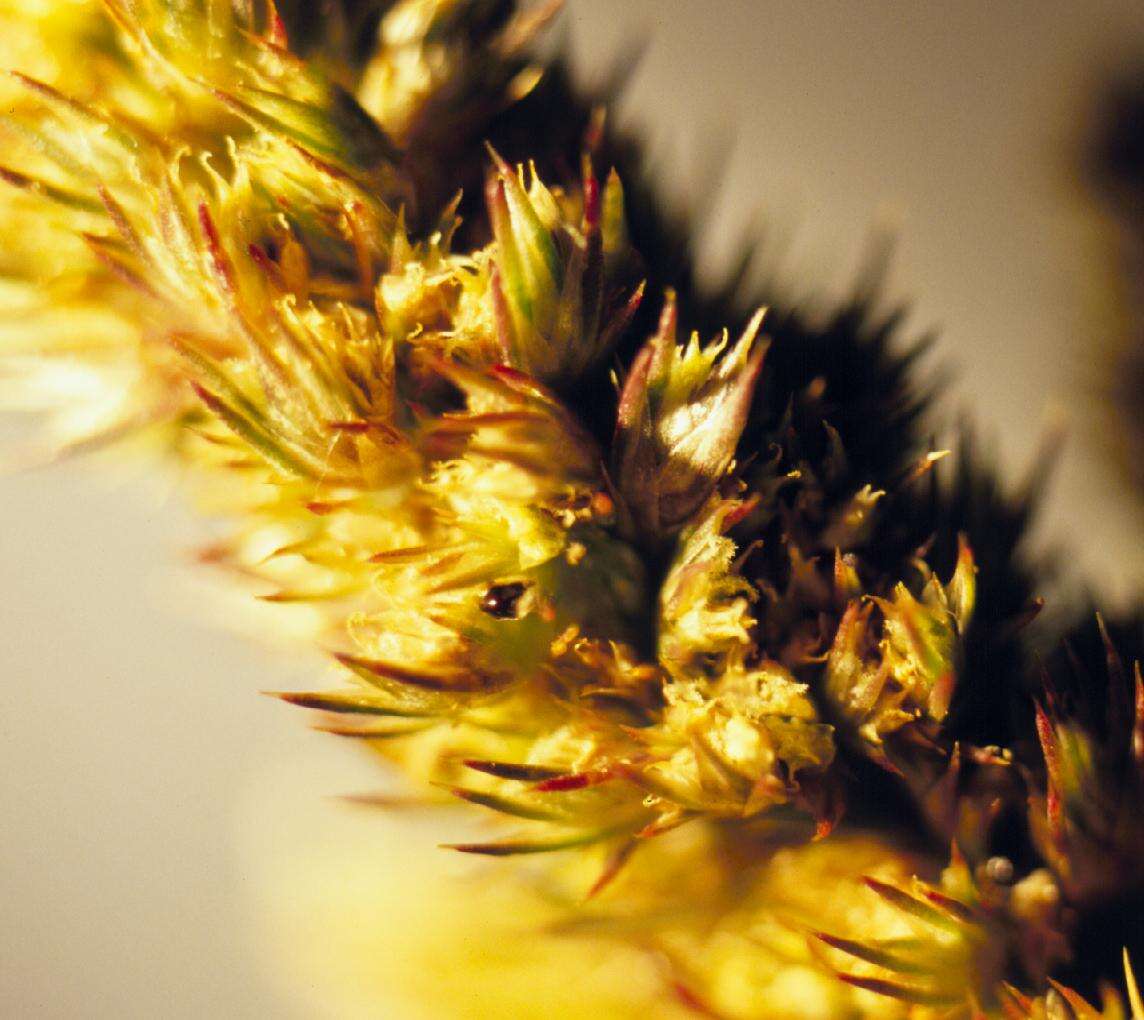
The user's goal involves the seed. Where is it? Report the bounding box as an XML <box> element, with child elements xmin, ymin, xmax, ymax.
<box><xmin>481</xmin><ymin>582</ymin><xmax>527</xmax><ymax>619</ymax></box>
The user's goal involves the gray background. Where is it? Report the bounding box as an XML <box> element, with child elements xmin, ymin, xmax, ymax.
<box><xmin>3</xmin><ymin>2</ymin><xmax>1144</xmax><ymax>1017</ymax></box>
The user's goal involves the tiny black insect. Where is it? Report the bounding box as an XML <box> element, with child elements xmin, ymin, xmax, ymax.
<box><xmin>480</xmin><ymin>582</ymin><xmax>527</xmax><ymax>619</ymax></box>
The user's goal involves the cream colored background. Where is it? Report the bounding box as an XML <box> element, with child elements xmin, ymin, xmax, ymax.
<box><xmin>3</xmin><ymin>2</ymin><xmax>1144</xmax><ymax>1017</ymax></box>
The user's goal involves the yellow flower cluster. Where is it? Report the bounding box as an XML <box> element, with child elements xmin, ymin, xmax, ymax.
<box><xmin>2</xmin><ymin>3</ymin><xmax>1139</xmax><ymax>1017</ymax></box>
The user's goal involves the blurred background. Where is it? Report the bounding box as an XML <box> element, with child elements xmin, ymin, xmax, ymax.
<box><xmin>3</xmin><ymin>1</ymin><xmax>1144</xmax><ymax>1016</ymax></box>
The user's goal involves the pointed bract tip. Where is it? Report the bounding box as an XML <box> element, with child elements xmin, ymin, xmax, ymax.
<box><xmin>483</xmin><ymin>140</ymin><xmax>513</xmax><ymax>177</ymax></box>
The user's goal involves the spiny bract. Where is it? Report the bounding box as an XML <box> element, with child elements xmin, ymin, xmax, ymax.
<box><xmin>1</xmin><ymin>2</ymin><xmax>1141</xmax><ymax>1018</ymax></box>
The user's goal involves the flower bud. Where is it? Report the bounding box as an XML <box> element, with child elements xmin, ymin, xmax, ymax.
<box><xmin>613</xmin><ymin>293</ymin><xmax>767</xmax><ymax>539</ymax></box>
<box><xmin>486</xmin><ymin>151</ymin><xmax>642</xmax><ymax>383</ymax></box>
<box><xmin>824</xmin><ymin>536</ymin><xmax>976</xmax><ymax>759</ymax></box>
